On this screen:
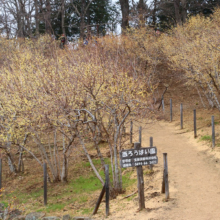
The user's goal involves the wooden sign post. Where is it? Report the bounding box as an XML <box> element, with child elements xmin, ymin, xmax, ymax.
<box><xmin>161</xmin><ymin>153</ymin><xmax>169</xmax><ymax>200</ymax></box>
<box><xmin>120</xmin><ymin>142</ymin><xmax>158</xmax><ymax>210</ymax></box>
<box><xmin>44</xmin><ymin>163</ymin><xmax>47</xmax><ymax>206</ymax></box>
<box><xmin>134</xmin><ymin>143</ymin><xmax>145</xmax><ymax>210</ymax></box>
<box><xmin>149</xmin><ymin>137</ymin><xmax>153</xmax><ymax>171</ymax></box>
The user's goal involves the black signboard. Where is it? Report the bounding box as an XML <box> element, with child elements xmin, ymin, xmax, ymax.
<box><xmin>120</xmin><ymin>147</ymin><xmax>158</xmax><ymax>168</ymax></box>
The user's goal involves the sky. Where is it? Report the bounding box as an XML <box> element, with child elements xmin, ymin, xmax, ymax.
<box><xmin>110</xmin><ymin>0</ymin><xmax>150</xmax><ymax>34</ymax></box>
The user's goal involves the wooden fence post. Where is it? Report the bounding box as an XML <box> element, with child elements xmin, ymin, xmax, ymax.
<box><xmin>170</xmin><ymin>99</ymin><xmax>172</xmax><ymax>122</ymax></box>
<box><xmin>180</xmin><ymin>104</ymin><xmax>183</xmax><ymax>129</ymax></box>
<box><xmin>93</xmin><ymin>184</ymin><xmax>106</xmax><ymax>215</ymax></box>
<box><xmin>162</xmin><ymin>99</ymin><xmax>165</xmax><ymax>112</ymax></box>
<box><xmin>139</xmin><ymin>126</ymin><xmax>142</xmax><ymax>146</ymax></box>
<box><xmin>105</xmin><ymin>165</ymin><xmax>109</xmax><ymax>217</ymax></box>
<box><xmin>44</xmin><ymin>163</ymin><xmax>47</xmax><ymax>206</ymax></box>
<box><xmin>149</xmin><ymin>137</ymin><xmax>153</xmax><ymax>171</ymax></box>
<box><xmin>130</xmin><ymin>121</ymin><xmax>133</xmax><ymax>144</ymax></box>
<box><xmin>212</xmin><ymin>116</ymin><xmax>215</xmax><ymax>148</ymax></box>
<box><xmin>0</xmin><ymin>159</ymin><xmax>2</xmax><ymax>190</ymax></box>
<box><xmin>161</xmin><ymin>153</ymin><xmax>169</xmax><ymax>200</ymax></box>
<box><xmin>134</xmin><ymin>143</ymin><xmax>145</xmax><ymax>210</ymax></box>
<box><xmin>194</xmin><ymin>109</ymin><xmax>197</xmax><ymax>138</ymax></box>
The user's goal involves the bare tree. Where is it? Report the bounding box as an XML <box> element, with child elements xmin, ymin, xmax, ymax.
<box><xmin>0</xmin><ymin>0</ymin><xmax>35</xmax><ymax>37</ymax></box>
<box><xmin>119</xmin><ymin>0</ymin><xmax>129</xmax><ymax>30</ymax></box>
<box><xmin>61</xmin><ymin>0</ymin><xmax>66</xmax><ymax>35</ymax></box>
<box><xmin>71</xmin><ymin>0</ymin><xmax>94</xmax><ymax>39</ymax></box>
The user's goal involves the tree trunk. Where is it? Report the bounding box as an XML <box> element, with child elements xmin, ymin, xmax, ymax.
<box><xmin>152</xmin><ymin>0</ymin><xmax>157</xmax><ymax>26</ymax></box>
<box><xmin>181</xmin><ymin>0</ymin><xmax>187</xmax><ymax>23</ymax></box>
<box><xmin>119</xmin><ymin>0</ymin><xmax>129</xmax><ymax>31</ymax></box>
<box><xmin>7</xmin><ymin>153</ymin><xmax>17</xmax><ymax>173</ymax></box>
<box><xmin>18</xmin><ymin>146</ymin><xmax>24</xmax><ymax>172</ymax></box>
<box><xmin>17</xmin><ymin>18</ymin><xmax>24</xmax><ymax>38</ymax></box>
<box><xmin>61</xmin><ymin>154</ymin><xmax>68</xmax><ymax>182</ymax></box>
<box><xmin>113</xmin><ymin>126</ymin><xmax>123</xmax><ymax>193</ymax></box>
<box><xmin>78</xmin><ymin>133</ymin><xmax>104</xmax><ymax>186</ymax></box>
<box><xmin>92</xmin><ymin>125</ymin><xmax>105</xmax><ymax>169</ymax></box>
<box><xmin>17</xmin><ymin>0</ymin><xmax>24</xmax><ymax>38</ymax></box>
<box><xmin>138</xmin><ymin>0</ymin><xmax>145</xmax><ymax>25</ymax></box>
<box><xmin>80</xmin><ymin>0</ymin><xmax>86</xmax><ymax>39</ymax></box>
<box><xmin>45</xmin><ymin>0</ymin><xmax>52</xmax><ymax>34</ymax></box>
<box><xmin>61</xmin><ymin>0</ymin><xmax>66</xmax><ymax>36</ymax></box>
<box><xmin>174</xmin><ymin>0</ymin><xmax>182</xmax><ymax>25</ymax></box>
<box><xmin>34</xmin><ymin>0</ymin><xmax>39</xmax><ymax>37</ymax></box>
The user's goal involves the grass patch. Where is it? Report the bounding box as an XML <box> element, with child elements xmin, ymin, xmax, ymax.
<box><xmin>200</xmin><ymin>135</ymin><xmax>212</xmax><ymax>141</ymax></box>
<box><xmin>37</xmin><ymin>203</ymin><xmax>66</xmax><ymax>213</ymax></box>
<box><xmin>1</xmin><ymin>157</ymin><xmax>137</xmax><ymax>216</ymax></box>
<box><xmin>81</xmin><ymin>158</ymin><xmax>110</xmax><ymax>168</ymax></box>
<box><xmin>46</xmin><ymin>203</ymin><xmax>65</xmax><ymax>212</ymax></box>
<box><xmin>69</xmin><ymin>175</ymin><xmax>103</xmax><ymax>194</ymax></box>
<box><xmin>127</xmin><ymin>194</ymin><xmax>136</xmax><ymax>201</ymax></box>
<box><xmin>81</xmin><ymin>208</ymin><xmax>93</xmax><ymax>214</ymax></box>
<box><xmin>0</xmin><ymin>201</ymin><xmax>8</xmax><ymax>208</ymax></box>
<box><xmin>122</xmin><ymin>171</ymin><xmax>136</xmax><ymax>189</ymax></box>
<box><xmin>79</xmin><ymin>195</ymin><xmax>88</xmax><ymax>203</ymax></box>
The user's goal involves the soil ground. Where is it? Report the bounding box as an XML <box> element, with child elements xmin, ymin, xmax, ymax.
<box><xmin>93</xmin><ymin>75</ymin><xmax>220</xmax><ymax>219</ymax></box>
<box><xmin>2</xmin><ymin>70</ymin><xmax>220</xmax><ymax>219</ymax></box>
<box><xmin>94</xmin><ymin>121</ymin><xmax>220</xmax><ymax>220</ymax></box>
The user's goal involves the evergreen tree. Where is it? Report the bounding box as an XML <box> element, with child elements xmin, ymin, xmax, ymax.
<box><xmin>50</xmin><ymin>0</ymin><xmax>118</xmax><ymax>39</ymax></box>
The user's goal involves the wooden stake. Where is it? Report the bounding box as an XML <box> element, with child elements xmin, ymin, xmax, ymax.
<box><xmin>105</xmin><ymin>165</ymin><xmax>109</xmax><ymax>217</ymax></box>
<box><xmin>130</xmin><ymin>121</ymin><xmax>133</xmax><ymax>144</ymax></box>
<box><xmin>134</xmin><ymin>143</ymin><xmax>145</xmax><ymax>210</ymax></box>
<box><xmin>170</xmin><ymin>99</ymin><xmax>172</xmax><ymax>122</ymax></box>
<box><xmin>212</xmin><ymin>116</ymin><xmax>215</xmax><ymax>148</ymax></box>
<box><xmin>139</xmin><ymin>126</ymin><xmax>142</xmax><ymax>146</ymax></box>
<box><xmin>149</xmin><ymin>137</ymin><xmax>153</xmax><ymax>171</ymax></box>
<box><xmin>180</xmin><ymin>104</ymin><xmax>183</xmax><ymax>129</ymax></box>
<box><xmin>44</xmin><ymin>163</ymin><xmax>47</xmax><ymax>206</ymax></box>
<box><xmin>93</xmin><ymin>184</ymin><xmax>106</xmax><ymax>215</ymax></box>
<box><xmin>161</xmin><ymin>153</ymin><xmax>169</xmax><ymax>200</ymax></box>
<box><xmin>194</xmin><ymin>109</ymin><xmax>197</xmax><ymax>138</ymax></box>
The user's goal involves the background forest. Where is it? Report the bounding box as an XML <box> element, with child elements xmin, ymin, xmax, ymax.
<box><xmin>1</xmin><ymin>0</ymin><xmax>220</xmax><ymax>39</ymax></box>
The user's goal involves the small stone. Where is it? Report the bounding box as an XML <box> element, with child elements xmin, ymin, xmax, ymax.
<box><xmin>3</xmin><ymin>209</ymin><xmax>8</xmax><ymax>220</ymax></box>
<box><xmin>25</xmin><ymin>212</ymin><xmax>45</xmax><ymax>220</ymax></box>
<box><xmin>42</xmin><ymin>217</ymin><xmax>60</xmax><ymax>220</ymax></box>
<box><xmin>0</xmin><ymin>204</ymin><xmax>4</xmax><ymax>211</ymax></box>
<box><xmin>72</xmin><ymin>217</ymin><xmax>92</xmax><ymax>220</ymax></box>
<box><xmin>12</xmin><ymin>215</ymin><xmax>26</xmax><ymax>220</ymax></box>
<box><xmin>9</xmin><ymin>209</ymin><xmax>22</xmax><ymax>219</ymax></box>
<box><xmin>63</xmin><ymin>215</ymin><xmax>71</xmax><ymax>220</ymax></box>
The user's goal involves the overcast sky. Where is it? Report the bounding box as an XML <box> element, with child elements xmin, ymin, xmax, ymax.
<box><xmin>110</xmin><ymin>0</ymin><xmax>152</xmax><ymax>34</ymax></box>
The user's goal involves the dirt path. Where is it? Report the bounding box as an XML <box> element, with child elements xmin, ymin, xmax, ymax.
<box><xmin>97</xmin><ymin>121</ymin><xmax>220</xmax><ymax>220</ymax></box>
<box><xmin>144</xmin><ymin>121</ymin><xmax>220</xmax><ymax>220</ymax></box>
